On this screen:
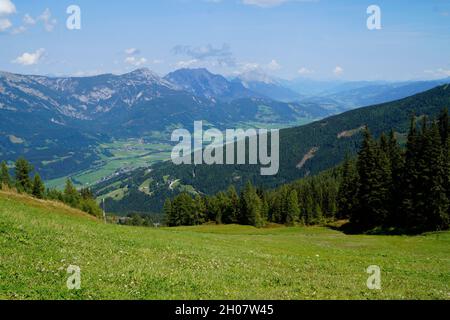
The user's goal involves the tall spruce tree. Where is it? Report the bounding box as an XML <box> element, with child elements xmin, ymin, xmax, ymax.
<box><xmin>194</xmin><ymin>194</ymin><xmax>207</xmax><ymax>225</ymax></box>
<box><xmin>226</xmin><ymin>185</ymin><xmax>240</xmax><ymax>224</ymax></box>
<box><xmin>163</xmin><ymin>199</ymin><xmax>174</xmax><ymax>226</ymax></box>
<box><xmin>14</xmin><ymin>157</ymin><xmax>33</xmax><ymax>193</ymax></box>
<box><xmin>416</xmin><ymin>122</ymin><xmax>449</xmax><ymax>231</ymax></box>
<box><xmin>0</xmin><ymin>161</ymin><xmax>11</xmax><ymax>189</ymax></box>
<box><xmin>400</xmin><ymin>116</ymin><xmax>420</xmax><ymax>228</ymax></box>
<box><xmin>240</xmin><ymin>181</ymin><xmax>264</xmax><ymax>227</ymax></box>
<box><xmin>354</xmin><ymin>128</ymin><xmax>391</xmax><ymax>229</ymax></box>
<box><xmin>285</xmin><ymin>190</ymin><xmax>300</xmax><ymax>226</ymax></box>
<box><xmin>64</xmin><ymin>179</ymin><xmax>80</xmax><ymax>207</ymax></box>
<box><xmin>32</xmin><ymin>174</ymin><xmax>45</xmax><ymax>199</ymax></box>
<box><xmin>386</xmin><ymin>130</ymin><xmax>405</xmax><ymax>225</ymax></box>
<box><xmin>337</xmin><ymin>155</ymin><xmax>359</xmax><ymax>219</ymax></box>
<box><xmin>439</xmin><ymin>109</ymin><xmax>450</xmax><ymax>204</ymax></box>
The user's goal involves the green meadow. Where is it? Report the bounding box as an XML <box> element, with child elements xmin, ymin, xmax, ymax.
<box><xmin>0</xmin><ymin>191</ymin><xmax>449</xmax><ymax>300</ymax></box>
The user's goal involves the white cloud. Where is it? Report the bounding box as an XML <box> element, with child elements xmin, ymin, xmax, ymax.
<box><xmin>267</xmin><ymin>59</ymin><xmax>281</xmax><ymax>71</ymax></box>
<box><xmin>72</xmin><ymin>70</ymin><xmax>103</xmax><ymax>77</ymax></box>
<box><xmin>11</xmin><ymin>9</ymin><xmax>56</xmax><ymax>34</ymax></box>
<box><xmin>12</xmin><ymin>48</ymin><xmax>45</xmax><ymax>66</ymax></box>
<box><xmin>424</xmin><ymin>68</ymin><xmax>450</xmax><ymax>78</ymax></box>
<box><xmin>298</xmin><ymin>67</ymin><xmax>314</xmax><ymax>75</ymax></box>
<box><xmin>240</xmin><ymin>62</ymin><xmax>260</xmax><ymax>73</ymax></box>
<box><xmin>23</xmin><ymin>14</ymin><xmax>36</xmax><ymax>25</ymax></box>
<box><xmin>0</xmin><ymin>18</ymin><xmax>11</xmax><ymax>31</ymax></box>
<box><xmin>0</xmin><ymin>0</ymin><xmax>15</xmax><ymax>32</ymax></box>
<box><xmin>125</xmin><ymin>56</ymin><xmax>147</xmax><ymax>67</ymax></box>
<box><xmin>333</xmin><ymin>66</ymin><xmax>344</xmax><ymax>76</ymax></box>
<box><xmin>38</xmin><ymin>8</ymin><xmax>56</xmax><ymax>32</ymax></box>
<box><xmin>176</xmin><ymin>59</ymin><xmax>199</xmax><ymax>68</ymax></box>
<box><xmin>0</xmin><ymin>0</ymin><xmax>16</xmax><ymax>16</ymax></box>
<box><xmin>125</xmin><ymin>48</ymin><xmax>140</xmax><ymax>56</ymax></box>
<box><xmin>10</xmin><ymin>24</ymin><xmax>25</xmax><ymax>34</ymax></box>
<box><xmin>238</xmin><ymin>60</ymin><xmax>281</xmax><ymax>74</ymax></box>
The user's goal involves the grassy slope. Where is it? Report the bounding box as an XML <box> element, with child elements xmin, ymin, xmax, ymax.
<box><xmin>0</xmin><ymin>192</ymin><xmax>449</xmax><ymax>300</ymax></box>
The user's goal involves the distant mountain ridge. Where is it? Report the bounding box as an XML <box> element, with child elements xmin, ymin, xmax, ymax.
<box><xmin>0</xmin><ymin>68</ymin><xmax>329</xmax><ymax>179</ymax></box>
<box><xmin>164</xmin><ymin>68</ymin><xmax>260</xmax><ymax>101</ymax></box>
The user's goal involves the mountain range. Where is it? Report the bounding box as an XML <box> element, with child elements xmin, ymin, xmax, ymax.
<box><xmin>0</xmin><ymin>68</ymin><xmax>329</xmax><ymax>179</ymax></box>
<box><xmin>1</xmin><ymin>67</ymin><xmax>449</xmax><ymax>183</ymax></box>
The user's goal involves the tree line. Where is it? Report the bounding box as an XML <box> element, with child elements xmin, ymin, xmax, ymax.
<box><xmin>164</xmin><ymin>109</ymin><xmax>449</xmax><ymax>234</ymax></box>
<box><xmin>0</xmin><ymin>157</ymin><xmax>102</xmax><ymax>218</ymax></box>
<box><xmin>340</xmin><ymin>109</ymin><xmax>449</xmax><ymax>233</ymax></box>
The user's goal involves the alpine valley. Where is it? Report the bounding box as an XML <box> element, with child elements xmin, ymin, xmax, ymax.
<box><xmin>1</xmin><ymin>67</ymin><xmax>449</xmax><ymax>215</ymax></box>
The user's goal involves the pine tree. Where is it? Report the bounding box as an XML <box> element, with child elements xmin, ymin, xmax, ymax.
<box><xmin>226</xmin><ymin>185</ymin><xmax>240</xmax><ymax>224</ymax></box>
<box><xmin>240</xmin><ymin>181</ymin><xmax>264</xmax><ymax>227</ymax></box>
<box><xmin>438</xmin><ymin>108</ymin><xmax>449</xmax><ymax>146</ymax></box>
<box><xmin>354</xmin><ymin>128</ymin><xmax>391</xmax><ymax>229</ymax></box>
<box><xmin>257</xmin><ymin>188</ymin><xmax>269</xmax><ymax>221</ymax></box>
<box><xmin>386</xmin><ymin>130</ymin><xmax>405</xmax><ymax>225</ymax></box>
<box><xmin>80</xmin><ymin>188</ymin><xmax>94</xmax><ymax>200</ymax></box>
<box><xmin>0</xmin><ymin>161</ymin><xmax>11</xmax><ymax>189</ymax></box>
<box><xmin>439</xmin><ymin>109</ymin><xmax>450</xmax><ymax>206</ymax></box>
<box><xmin>337</xmin><ymin>155</ymin><xmax>359</xmax><ymax>219</ymax></box>
<box><xmin>194</xmin><ymin>194</ymin><xmax>206</xmax><ymax>225</ymax></box>
<box><xmin>163</xmin><ymin>199</ymin><xmax>174</xmax><ymax>226</ymax></box>
<box><xmin>15</xmin><ymin>157</ymin><xmax>33</xmax><ymax>193</ymax></box>
<box><xmin>270</xmin><ymin>192</ymin><xmax>283</xmax><ymax>224</ymax></box>
<box><xmin>285</xmin><ymin>190</ymin><xmax>300</xmax><ymax>226</ymax></box>
<box><xmin>302</xmin><ymin>192</ymin><xmax>314</xmax><ymax>225</ymax></box>
<box><xmin>64</xmin><ymin>179</ymin><xmax>80</xmax><ymax>207</ymax></box>
<box><xmin>400</xmin><ymin>116</ymin><xmax>420</xmax><ymax>228</ymax></box>
<box><xmin>32</xmin><ymin>174</ymin><xmax>45</xmax><ymax>199</ymax></box>
<box><xmin>415</xmin><ymin>122</ymin><xmax>449</xmax><ymax>231</ymax></box>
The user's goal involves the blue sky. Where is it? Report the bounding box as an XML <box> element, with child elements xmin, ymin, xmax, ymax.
<box><xmin>0</xmin><ymin>0</ymin><xmax>449</xmax><ymax>81</ymax></box>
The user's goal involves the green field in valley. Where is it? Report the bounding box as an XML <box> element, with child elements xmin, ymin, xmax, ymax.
<box><xmin>45</xmin><ymin>139</ymin><xmax>173</xmax><ymax>190</ymax></box>
<box><xmin>0</xmin><ymin>191</ymin><xmax>449</xmax><ymax>300</ymax></box>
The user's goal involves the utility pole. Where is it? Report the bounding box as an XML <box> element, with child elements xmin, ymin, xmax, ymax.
<box><xmin>102</xmin><ymin>198</ymin><xmax>106</xmax><ymax>224</ymax></box>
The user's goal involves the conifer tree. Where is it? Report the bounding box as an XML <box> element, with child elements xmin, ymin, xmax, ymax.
<box><xmin>400</xmin><ymin>116</ymin><xmax>420</xmax><ymax>227</ymax></box>
<box><xmin>415</xmin><ymin>122</ymin><xmax>449</xmax><ymax>230</ymax></box>
<box><xmin>240</xmin><ymin>181</ymin><xmax>264</xmax><ymax>227</ymax></box>
<box><xmin>0</xmin><ymin>161</ymin><xmax>11</xmax><ymax>189</ymax></box>
<box><xmin>32</xmin><ymin>174</ymin><xmax>45</xmax><ymax>199</ymax></box>
<box><xmin>285</xmin><ymin>190</ymin><xmax>300</xmax><ymax>226</ymax></box>
<box><xmin>386</xmin><ymin>130</ymin><xmax>404</xmax><ymax>225</ymax></box>
<box><xmin>194</xmin><ymin>194</ymin><xmax>206</xmax><ymax>225</ymax></box>
<box><xmin>302</xmin><ymin>192</ymin><xmax>314</xmax><ymax>225</ymax></box>
<box><xmin>15</xmin><ymin>157</ymin><xmax>33</xmax><ymax>193</ymax></box>
<box><xmin>64</xmin><ymin>179</ymin><xmax>80</xmax><ymax>207</ymax></box>
<box><xmin>354</xmin><ymin>128</ymin><xmax>391</xmax><ymax>229</ymax></box>
<box><xmin>337</xmin><ymin>155</ymin><xmax>359</xmax><ymax>219</ymax></box>
<box><xmin>163</xmin><ymin>199</ymin><xmax>173</xmax><ymax>226</ymax></box>
<box><xmin>226</xmin><ymin>185</ymin><xmax>240</xmax><ymax>224</ymax></box>
<box><xmin>438</xmin><ymin>108</ymin><xmax>449</xmax><ymax>146</ymax></box>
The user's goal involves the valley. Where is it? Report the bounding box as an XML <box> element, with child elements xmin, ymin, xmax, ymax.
<box><xmin>93</xmin><ymin>84</ymin><xmax>450</xmax><ymax>215</ymax></box>
<box><xmin>1</xmin><ymin>68</ymin><xmax>450</xmax><ymax>216</ymax></box>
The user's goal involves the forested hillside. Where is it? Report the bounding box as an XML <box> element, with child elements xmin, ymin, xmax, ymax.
<box><xmin>164</xmin><ymin>109</ymin><xmax>449</xmax><ymax>234</ymax></box>
<box><xmin>94</xmin><ymin>85</ymin><xmax>450</xmax><ymax>215</ymax></box>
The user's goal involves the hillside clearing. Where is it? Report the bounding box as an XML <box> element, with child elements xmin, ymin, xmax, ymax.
<box><xmin>0</xmin><ymin>192</ymin><xmax>449</xmax><ymax>300</ymax></box>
